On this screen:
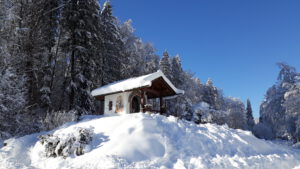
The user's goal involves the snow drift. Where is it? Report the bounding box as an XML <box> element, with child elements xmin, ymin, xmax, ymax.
<box><xmin>1</xmin><ymin>113</ymin><xmax>300</xmax><ymax>169</ymax></box>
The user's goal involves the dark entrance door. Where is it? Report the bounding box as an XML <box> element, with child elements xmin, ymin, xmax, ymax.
<box><xmin>131</xmin><ymin>96</ymin><xmax>140</xmax><ymax>113</ymax></box>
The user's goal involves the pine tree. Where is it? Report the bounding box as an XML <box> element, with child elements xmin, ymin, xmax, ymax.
<box><xmin>159</xmin><ymin>50</ymin><xmax>171</xmax><ymax>79</ymax></box>
<box><xmin>0</xmin><ymin>67</ymin><xmax>27</xmax><ymax>139</ymax></box>
<box><xmin>144</xmin><ymin>43</ymin><xmax>160</xmax><ymax>74</ymax></box>
<box><xmin>4</xmin><ymin>0</ymin><xmax>31</xmax><ymax>105</ymax></box>
<box><xmin>206</xmin><ymin>78</ymin><xmax>213</xmax><ymax>86</ymax></box>
<box><xmin>23</xmin><ymin>0</ymin><xmax>61</xmax><ymax>109</ymax></box>
<box><xmin>246</xmin><ymin>99</ymin><xmax>255</xmax><ymax>129</ymax></box>
<box><xmin>0</xmin><ymin>0</ymin><xmax>8</xmax><ymax>69</ymax></box>
<box><xmin>171</xmin><ymin>55</ymin><xmax>184</xmax><ymax>87</ymax></box>
<box><xmin>39</xmin><ymin>0</ymin><xmax>60</xmax><ymax>108</ymax></box>
<box><xmin>0</xmin><ymin>0</ymin><xmax>7</xmax><ymax>41</ymax></box>
<box><xmin>277</xmin><ymin>62</ymin><xmax>297</xmax><ymax>83</ymax></box>
<box><xmin>168</xmin><ymin>55</ymin><xmax>185</xmax><ymax>117</ymax></box>
<box><xmin>60</xmin><ymin>0</ymin><xmax>101</xmax><ymax>114</ymax></box>
<box><xmin>100</xmin><ymin>1</ymin><xmax>124</xmax><ymax>84</ymax></box>
<box><xmin>258</xmin><ymin>63</ymin><xmax>299</xmax><ymax>141</ymax></box>
<box><xmin>118</xmin><ymin>19</ymin><xmax>145</xmax><ymax>78</ymax></box>
<box><xmin>203</xmin><ymin>78</ymin><xmax>220</xmax><ymax>110</ymax></box>
<box><xmin>118</xmin><ymin>20</ymin><xmax>159</xmax><ymax>78</ymax></box>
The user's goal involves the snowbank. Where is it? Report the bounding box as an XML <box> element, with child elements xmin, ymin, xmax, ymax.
<box><xmin>1</xmin><ymin>113</ymin><xmax>300</xmax><ymax>169</ymax></box>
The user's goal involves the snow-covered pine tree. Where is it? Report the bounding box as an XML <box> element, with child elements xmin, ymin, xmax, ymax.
<box><xmin>279</xmin><ymin>64</ymin><xmax>300</xmax><ymax>142</ymax></box>
<box><xmin>118</xmin><ymin>19</ymin><xmax>146</xmax><ymax>78</ymax></box>
<box><xmin>23</xmin><ymin>0</ymin><xmax>61</xmax><ymax>109</ymax></box>
<box><xmin>0</xmin><ymin>0</ymin><xmax>8</xmax><ymax>69</ymax></box>
<box><xmin>75</xmin><ymin>0</ymin><xmax>102</xmax><ymax>115</ymax></box>
<box><xmin>159</xmin><ymin>51</ymin><xmax>174</xmax><ymax>116</ymax></box>
<box><xmin>174</xmin><ymin>71</ymin><xmax>196</xmax><ymax>120</ymax></box>
<box><xmin>143</xmin><ymin>43</ymin><xmax>160</xmax><ymax>74</ymax></box>
<box><xmin>159</xmin><ymin>50</ymin><xmax>172</xmax><ymax>79</ymax></box>
<box><xmin>171</xmin><ymin>55</ymin><xmax>184</xmax><ymax>86</ymax></box>
<box><xmin>60</xmin><ymin>0</ymin><xmax>101</xmax><ymax>115</ymax></box>
<box><xmin>259</xmin><ymin>84</ymin><xmax>285</xmax><ymax>138</ymax></box>
<box><xmin>168</xmin><ymin>55</ymin><xmax>185</xmax><ymax>117</ymax></box>
<box><xmin>246</xmin><ymin>99</ymin><xmax>255</xmax><ymax>130</ymax></box>
<box><xmin>277</xmin><ymin>62</ymin><xmax>297</xmax><ymax>83</ymax></box>
<box><xmin>0</xmin><ymin>1</ymin><xmax>26</xmax><ymax>113</ymax></box>
<box><xmin>206</xmin><ymin>78</ymin><xmax>213</xmax><ymax>86</ymax></box>
<box><xmin>0</xmin><ymin>67</ymin><xmax>27</xmax><ymax>139</ymax></box>
<box><xmin>282</xmin><ymin>82</ymin><xmax>300</xmax><ymax>142</ymax></box>
<box><xmin>203</xmin><ymin>78</ymin><xmax>221</xmax><ymax>110</ymax></box>
<box><xmin>0</xmin><ymin>0</ymin><xmax>45</xmax><ymax>139</ymax></box>
<box><xmin>100</xmin><ymin>1</ymin><xmax>124</xmax><ymax>84</ymax></box>
<box><xmin>38</xmin><ymin>0</ymin><xmax>60</xmax><ymax>108</ymax></box>
<box><xmin>60</xmin><ymin>0</ymin><xmax>80</xmax><ymax>110</ymax></box>
<box><xmin>0</xmin><ymin>0</ymin><xmax>7</xmax><ymax>40</ymax></box>
<box><xmin>259</xmin><ymin>63</ymin><xmax>299</xmax><ymax>141</ymax></box>
<box><xmin>3</xmin><ymin>0</ymin><xmax>30</xmax><ymax>103</ymax></box>
<box><xmin>118</xmin><ymin>19</ymin><xmax>159</xmax><ymax>78</ymax></box>
<box><xmin>9</xmin><ymin>0</ymin><xmax>39</xmax><ymax>107</ymax></box>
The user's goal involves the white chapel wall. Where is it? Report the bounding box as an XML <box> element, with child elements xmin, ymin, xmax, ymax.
<box><xmin>104</xmin><ymin>91</ymin><xmax>132</xmax><ymax>114</ymax></box>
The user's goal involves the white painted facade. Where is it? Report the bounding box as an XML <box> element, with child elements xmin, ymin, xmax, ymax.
<box><xmin>104</xmin><ymin>91</ymin><xmax>141</xmax><ymax>115</ymax></box>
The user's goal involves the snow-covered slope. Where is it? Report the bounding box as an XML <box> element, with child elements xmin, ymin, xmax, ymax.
<box><xmin>1</xmin><ymin>113</ymin><xmax>300</xmax><ymax>169</ymax></box>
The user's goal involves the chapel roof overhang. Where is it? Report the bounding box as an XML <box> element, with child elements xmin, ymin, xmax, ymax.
<box><xmin>91</xmin><ymin>70</ymin><xmax>184</xmax><ymax>99</ymax></box>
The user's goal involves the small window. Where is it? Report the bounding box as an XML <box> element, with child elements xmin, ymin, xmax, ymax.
<box><xmin>109</xmin><ymin>101</ymin><xmax>113</xmax><ymax>111</ymax></box>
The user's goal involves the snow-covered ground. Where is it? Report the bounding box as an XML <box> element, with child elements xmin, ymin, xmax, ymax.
<box><xmin>1</xmin><ymin>113</ymin><xmax>300</xmax><ymax>169</ymax></box>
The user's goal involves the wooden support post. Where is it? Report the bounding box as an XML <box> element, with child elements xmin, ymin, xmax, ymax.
<box><xmin>141</xmin><ymin>90</ymin><xmax>146</xmax><ymax>113</ymax></box>
<box><xmin>160</xmin><ymin>96</ymin><xmax>164</xmax><ymax>115</ymax></box>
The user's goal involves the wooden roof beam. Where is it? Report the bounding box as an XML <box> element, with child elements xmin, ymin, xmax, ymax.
<box><xmin>142</xmin><ymin>88</ymin><xmax>161</xmax><ymax>97</ymax></box>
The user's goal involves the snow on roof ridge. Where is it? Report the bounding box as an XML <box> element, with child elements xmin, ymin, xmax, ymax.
<box><xmin>91</xmin><ymin>70</ymin><xmax>184</xmax><ymax>97</ymax></box>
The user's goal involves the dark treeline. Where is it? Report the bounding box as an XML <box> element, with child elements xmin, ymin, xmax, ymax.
<box><xmin>0</xmin><ymin>0</ymin><xmax>253</xmax><ymax>139</ymax></box>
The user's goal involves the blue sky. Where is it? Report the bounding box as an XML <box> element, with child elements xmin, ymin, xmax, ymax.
<box><xmin>111</xmin><ymin>0</ymin><xmax>300</xmax><ymax>117</ymax></box>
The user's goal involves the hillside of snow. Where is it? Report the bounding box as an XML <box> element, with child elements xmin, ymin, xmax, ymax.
<box><xmin>1</xmin><ymin>113</ymin><xmax>300</xmax><ymax>169</ymax></box>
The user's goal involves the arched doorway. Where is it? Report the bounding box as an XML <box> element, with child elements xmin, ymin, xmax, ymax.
<box><xmin>131</xmin><ymin>96</ymin><xmax>140</xmax><ymax>113</ymax></box>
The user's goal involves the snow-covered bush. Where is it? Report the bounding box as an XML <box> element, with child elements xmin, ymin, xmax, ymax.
<box><xmin>193</xmin><ymin>98</ymin><xmax>247</xmax><ymax>130</ymax></box>
<box><xmin>193</xmin><ymin>102</ymin><xmax>209</xmax><ymax>123</ymax></box>
<box><xmin>39</xmin><ymin>128</ymin><xmax>94</xmax><ymax>158</ymax></box>
<box><xmin>198</xmin><ymin>109</ymin><xmax>228</xmax><ymax>125</ymax></box>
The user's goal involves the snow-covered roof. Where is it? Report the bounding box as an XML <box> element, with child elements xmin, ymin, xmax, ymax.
<box><xmin>91</xmin><ymin>70</ymin><xmax>184</xmax><ymax>97</ymax></box>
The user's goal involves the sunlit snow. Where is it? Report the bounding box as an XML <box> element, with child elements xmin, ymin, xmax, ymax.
<box><xmin>1</xmin><ymin>113</ymin><xmax>300</xmax><ymax>169</ymax></box>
